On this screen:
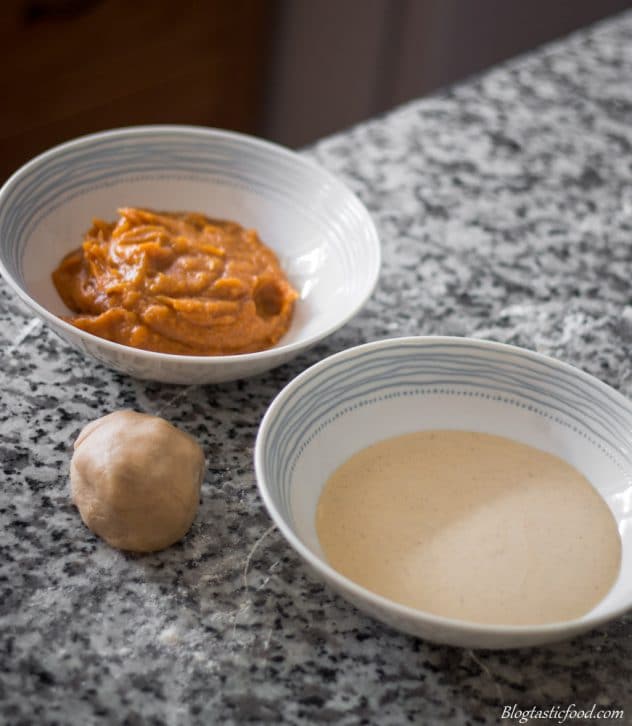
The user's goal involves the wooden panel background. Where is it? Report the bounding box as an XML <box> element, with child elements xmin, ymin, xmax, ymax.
<box><xmin>0</xmin><ymin>0</ymin><xmax>274</xmax><ymax>181</ymax></box>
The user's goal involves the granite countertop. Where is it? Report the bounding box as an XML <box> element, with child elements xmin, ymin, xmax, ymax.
<box><xmin>2</xmin><ymin>11</ymin><xmax>632</xmax><ymax>726</ymax></box>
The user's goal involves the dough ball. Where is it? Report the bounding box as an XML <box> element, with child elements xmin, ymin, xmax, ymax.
<box><xmin>70</xmin><ymin>410</ymin><xmax>205</xmax><ymax>552</ymax></box>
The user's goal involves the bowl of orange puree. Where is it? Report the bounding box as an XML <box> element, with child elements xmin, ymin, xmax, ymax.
<box><xmin>0</xmin><ymin>126</ymin><xmax>380</xmax><ymax>383</ymax></box>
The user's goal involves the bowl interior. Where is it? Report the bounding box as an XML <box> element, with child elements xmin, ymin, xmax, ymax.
<box><xmin>258</xmin><ymin>337</ymin><xmax>632</xmax><ymax>631</ymax></box>
<box><xmin>0</xmin><ymin>127</ymin><xmax>379</xmax><ymax>351</ymax></box>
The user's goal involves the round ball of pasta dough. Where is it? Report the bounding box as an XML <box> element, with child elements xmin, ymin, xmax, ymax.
<box><xmin>70</xmin><ymin>410</ymin><xmax>205</xmax><ymax>552</ymax></box>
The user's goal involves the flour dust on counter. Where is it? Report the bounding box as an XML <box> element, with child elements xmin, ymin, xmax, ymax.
<box><xmin>317</xmin><ymin>430</ymin><xmax>621</xmax><ymax>626</ymax></box>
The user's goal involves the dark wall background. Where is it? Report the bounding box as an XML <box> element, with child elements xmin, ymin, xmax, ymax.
<box><xmin>263</xmin><ymin>0</ymin><xmax>632</xmax><ymax>146</ymax></box>
<box><xmin>1</xmin><ymin>0</ymin><xmax>630</xmax><ymax>181</ymax></box>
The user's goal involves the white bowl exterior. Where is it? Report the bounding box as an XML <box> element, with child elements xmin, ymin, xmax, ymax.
<box><xmin>0</xmin><ymin>127</ymin><xmax>380</xmax><ymax>383</ymax></box>
<box><xmin>256</xmin><ymin>337</ymin><xmax>632</xmax><ymax>648</ymax></box>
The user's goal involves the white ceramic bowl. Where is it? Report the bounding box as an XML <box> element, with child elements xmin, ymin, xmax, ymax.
<box><xmin>255</xmin><ymin>336</ymin><xmax>632</xmax><ymax>649</ymax></box>
<box><xmin>0</xmin><ymin>126</ymin><xmax>380</xmax><ymax>383</ymax></box>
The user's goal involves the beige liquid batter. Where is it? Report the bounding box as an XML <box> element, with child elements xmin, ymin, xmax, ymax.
<box><xmin>316</xmin><ymin>431</ymin><xmax>621</xmax><ymax>625</ymax></box>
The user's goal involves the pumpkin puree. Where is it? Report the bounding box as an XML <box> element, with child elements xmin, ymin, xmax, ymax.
<box><xmin>52</xmin><ymin>208</ymin><xmax>298</xmax><ymax>355</ymax></box>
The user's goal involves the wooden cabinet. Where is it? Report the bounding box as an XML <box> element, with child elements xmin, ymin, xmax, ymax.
<box><xmin>0</xmin><ymin>0</ymin><xmax>274</xmax><ymax>181</ymax></box>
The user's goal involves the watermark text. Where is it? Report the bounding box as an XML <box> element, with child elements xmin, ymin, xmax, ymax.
<box><xmin>500</xmin><ymin>704</ymin><xmax>624</xmax><ymax>724</ymax></box>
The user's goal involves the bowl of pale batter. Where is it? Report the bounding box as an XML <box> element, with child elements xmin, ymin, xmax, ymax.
<box><xmin>255</xmin><ymin>336</ymin><xmax>632</xmax><ymax>649</ymax></box>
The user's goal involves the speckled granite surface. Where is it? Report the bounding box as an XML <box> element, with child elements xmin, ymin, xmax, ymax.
<box><xmin>3</xmin><ymin>11</ymin><xmax>632</xmax><ymax>726</ymax></box>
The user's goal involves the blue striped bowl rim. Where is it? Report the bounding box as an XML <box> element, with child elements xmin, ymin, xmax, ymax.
<box><xmin>259</xmin><ymin>338</ymin><xmax>632</xmax><ymax>522</ymax></box>
<box><xmin>0</xmin><ymin>125</ymin><xmax>380</xmax><ymax>363</ymax></box>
